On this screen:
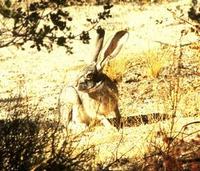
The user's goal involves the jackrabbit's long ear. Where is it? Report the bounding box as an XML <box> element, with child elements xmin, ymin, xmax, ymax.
<box><xmin>96</xmin><ymin>29</ymin><xmax>129</xmax><ymax>71</ymax></box>
<box><xmin>92</xmin><ymin>28</ymin><xmax>105</xmax><ymax>62</ymax></box>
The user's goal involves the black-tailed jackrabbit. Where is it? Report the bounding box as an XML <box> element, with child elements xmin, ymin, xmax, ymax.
<box><xmin>59</xmin><ymin>28</ymin><xmax>128</xmax><ymax>130</ymax></box>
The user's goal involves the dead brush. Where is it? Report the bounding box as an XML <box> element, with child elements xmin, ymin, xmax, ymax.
<box><xmin>142</xmin><ymin>121</ymin><xmax>200</xmax><ymax>171</ymax></box>
<box><xmin>0</xmin><ymin>78</ymin><xmax>97</xmax><ymax>171</ymax></box>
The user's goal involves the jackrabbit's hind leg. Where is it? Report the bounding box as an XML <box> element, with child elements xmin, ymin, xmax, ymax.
<box><xmin>59</xmin><ymin>102</ymin><xmax>73</xmax><ymax>128</ymax></box>
<box><xmin>59</xmin><ymin>86</ymin><xmax>79</xmax><ymax>128</ymax></box>
<box><xmin>60</xmin><ymin>104</ymin><xmax>87</xmax><ymax>134</ymax></box>
<box><xmin>67</xmin><ymin>98</ymin><xmax>91</xmax><ymax>133</ymax></box>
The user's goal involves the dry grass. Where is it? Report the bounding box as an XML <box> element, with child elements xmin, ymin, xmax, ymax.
<box><xmin>143</xmin><ymin>47</ymin><xmax>172</xmax><ymax>79</ymax></box>
<box><xmin>103</xmin><ymin>55</ymin><xmax>130</xmax><ymax>82</ymax></box>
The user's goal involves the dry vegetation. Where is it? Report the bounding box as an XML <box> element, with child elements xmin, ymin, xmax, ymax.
<box><xmin>0</xmin><ymin>0</ymin><xmax>200</xmax><ymax>170</ymax></box>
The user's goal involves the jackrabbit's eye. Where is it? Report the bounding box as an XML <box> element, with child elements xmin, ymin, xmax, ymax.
<box><xmin>86</xmin><ymin>73</ymin><xmax>93</xmax><ymax>79</ymax></box>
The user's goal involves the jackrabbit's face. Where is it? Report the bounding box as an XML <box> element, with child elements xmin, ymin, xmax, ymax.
<box><xmin>77</xmin><ymin>65</ymin><xmax>104</xmax><ymax>93</ymax></box>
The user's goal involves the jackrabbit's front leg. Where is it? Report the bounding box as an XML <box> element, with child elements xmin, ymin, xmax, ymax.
<box><xmin>114</xmin><ymin>106</ymin><xmax>121</xmax><ymax>129</ymax></box>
